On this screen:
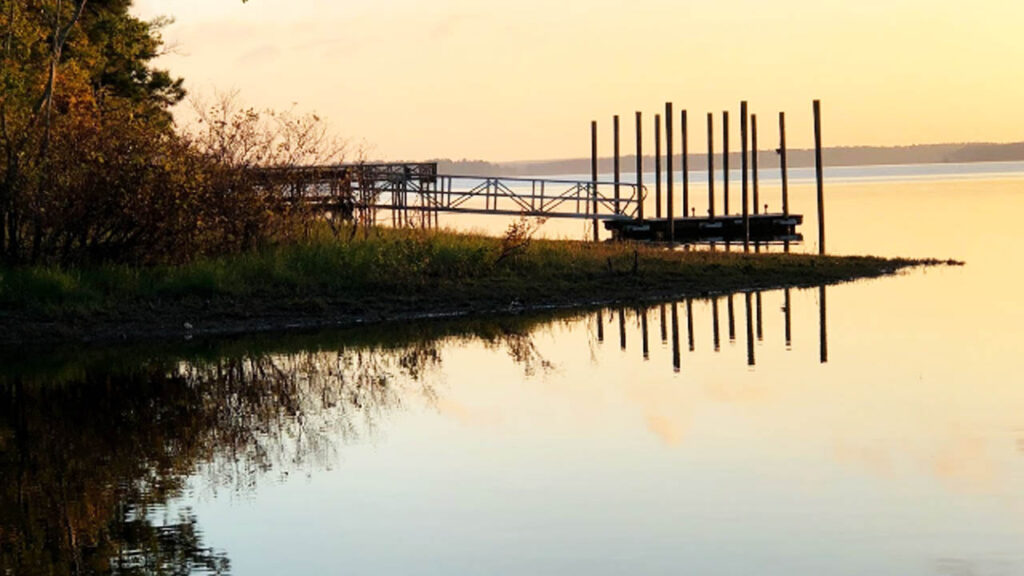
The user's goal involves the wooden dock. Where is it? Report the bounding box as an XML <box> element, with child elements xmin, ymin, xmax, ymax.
<box><xmin>604</xmin><ymin>213</ymin><xmax>802</xmax><ymax>242</ymax></box>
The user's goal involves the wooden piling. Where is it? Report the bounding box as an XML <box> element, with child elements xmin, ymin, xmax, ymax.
<box><xmin>591</xmin><ymin>120</ymin><xmax>599</xmax><ymax>242</ymax></box>
<box><xmin>740</xmin><ymin>101</ymin><xmax>749</xmax><ymax>252</ymax></box>
<box><xmin>613</xmin><ymin>115</ymin><xmax>621</xmax><ymax>215</ymax></box>
<box><xmin>814</xmin><ymin>99</ymin><xmax>825</xmax><ymax>255</ymax></box>
<box><xmin>707</xmin><ymin>113</ymin><xmax>715</xmax><ymax>217</ymax></box>
<box><xmin>679</xmin><ymin>109</ymin><xmax>689</xmax><ymax>220</ymax></box>
<box><xmin>779</xmin><ymin>112</ymin><xmax>789</xmax><ymax>216</ymax></box>
<box><xmin>665</xmin><ymin>103</ymin><xmax>675</xmax><ymax>243</ymax></box>
<box><xmin>654</xmin><ymin>115</ymin><xmax>662</xmax><ymax>220</ymax></box>
<box><xmin>722</xmin><ymin>111</ymin><xmax>729</xmax><ymax>215</ymax></box>
<box><xmin>752</xmin><ymin>113</ymin><xmax>760</xmax><ymax>215</ymax></box>
<box><xmin>635</xmin><ymin>111</ymin><xmax>644</xmax><ymax>220</ymax></box>
<box><xmin>596</xmin><ymin>310</ymin><xmax>604</xmax><ymax>342</ymax></box>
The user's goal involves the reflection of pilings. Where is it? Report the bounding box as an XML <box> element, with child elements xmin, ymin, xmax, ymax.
<box><xmin>618</xmin><ymin>308</ymin><xmax>627</xmax><ymax>350</ymax></box>
<box><xmin>727</xmin><ymin>295</ymin><xmax>736</xmax><ymax>342</ymax></box>
<box><xmin>784</xmin><ymin>288</ymin><xmax>793</xmax><ymax>347</ymax></box>
<box><xmin>671</xmin><ymin>303</ymin><xmax>681</xmax><ymax>372</ymax></box>
<box><xmin>597</xmin><ymin>310</ymin><xmax>604</xmax><ymax>342</ymax></box>
<box><xmin>660</xmin><ymin>304</ymin><xmax>668</xmax><ymax>343</ymax></box>
<box><xmin>756</xmin><ymin>292</ymin><xmax>764</xmax><ymax>341</ymax></box>
<box><xmin>745</xmin><ymin>292</ymin><xmax>756</xmax><ymax>366</ymax></box>
<box><xmin>641</xmin><ymin>308</ymin><xmax>650</xmax><ymax>360</ymax></box>
<box><xmin>712</xmin><ymin>298</ymin><xmax>721</xmax><ymax>351</ymax></box>
<box><xmin>686</xmin><ymin>298</ymin><xmax>695</xmax><ymax>352</ymax></box>
<box><xmin>819</xmin><ymin>285</ymin><xmax>829</xmax><ymax>364</ymax></box>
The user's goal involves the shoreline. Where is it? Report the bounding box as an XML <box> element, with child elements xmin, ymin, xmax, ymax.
<box><xmin>0</xmin><ymin>257</ymin><xmax>954</xmax><ymax>348</ymax></box>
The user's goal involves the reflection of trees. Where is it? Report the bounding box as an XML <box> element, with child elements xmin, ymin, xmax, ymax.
<box><xmin>0</xmin><ymin>343</ymin><xmax>439</xmax><ymax>575</ymax></box>
<box><xmin>0</xmin><ymin>312</ymin><xmax>565</xmax><ymax>575</ymax></box>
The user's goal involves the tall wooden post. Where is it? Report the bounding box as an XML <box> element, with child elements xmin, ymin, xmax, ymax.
<box><xmin>752</xmin><ymin>113</ymin><xmax>760</xmax><ymax>215</ymax></box>
<box><xmin>613</xmin><ymin>115</ymin><xmax>621</xmax><ymax>215</ymax></box>
<box><xmin>665</xmin><ymin>102</ymin><xmax>675</xmax><ymax>243</ymax></box>
<box><xmin>655</xmin><ymin>114</ymin><xmax>662</xmax><ymax>219</ymax></box>
<box><xmin>707</xmin><ymin>113</ymin><xmax>715</xmax><ymax>217</ymax></box>
<box><xmin>779</xmin><ymin>112</ymin><xmax>789</xmax><ymax>216</ymax></box>
<box><xmin>814</xmin><ymin>99</ymin><xmax>825</xmax><ymax>255</ymax></box>
<box><xmin>591</xmin><ymin>120</ymin><xmax>599</xmax><ymax>242</ymax></box>
<box><xmin>681</xmin><ymin>109</ymin><xmax>689</xmax><ymax>219</ymax></box>
<box><xmin>596</xmin><ymin>310</ymin><xmax>604</xmax><ymax>342</ymax></box>
<box><xmin>635</xmin><ymin>111</ymin><xmax>644</xmax><ymax>220</ymax></box>
<box><xmin>722</xmin><ymin>111</ymin><xmax>730</xmax><ymax>215</ymax></box>
<box><xmin>740</xmin><ymin>101</ymin><xmax>749</xmax><ymax>252</ymax></box>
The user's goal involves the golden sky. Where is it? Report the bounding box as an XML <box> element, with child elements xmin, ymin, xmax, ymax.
<box><xmin>133</xmin><ymin>0</ymin><xmax>1024</xmax><ymax>161</ymax></box>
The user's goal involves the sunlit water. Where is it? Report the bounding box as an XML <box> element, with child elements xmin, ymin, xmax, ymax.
<box><xmin>2</xmin><ymin>163</ymin><xmax>1024</xmax><ymax>575</ymax></box>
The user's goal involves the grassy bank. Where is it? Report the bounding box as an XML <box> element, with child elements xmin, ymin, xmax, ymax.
<box><xmin>0</xmin><ymin>227</ymin><xmax>952</xmax><ymax>345</ymax></box>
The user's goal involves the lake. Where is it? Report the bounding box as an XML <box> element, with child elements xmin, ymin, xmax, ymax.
<box><xmin>2</xmin><ymin>162</ymin><xmax>1024</xmax><ymax>575</ymax></box>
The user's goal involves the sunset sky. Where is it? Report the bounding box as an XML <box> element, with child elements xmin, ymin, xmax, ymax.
<box><xmin>131</xmin><ymin>0</ymin><xmax>1024</xmax><ymax>162</ymax></box>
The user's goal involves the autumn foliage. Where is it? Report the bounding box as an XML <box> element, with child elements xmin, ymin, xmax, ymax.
<box><xmin>0</xmin><ymin>0</ymin><xmax>343</xmax><ymax>265</ymax></box>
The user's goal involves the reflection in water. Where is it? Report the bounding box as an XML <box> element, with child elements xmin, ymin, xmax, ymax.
<box><xmin>784</xmin><ymin>288</ymin><xmax>793</xmax><ymax>347</ymax></box>
<box><xmin>686</xmin><ymin>299</ymin><xmax>695</xmax><ymax>352</ymax></box>
<box><xmin>745</xmin><ymin>292</ymin><xmax>756</xmax><ymax>367</ymax></box>
<box><xmin>671</xmin><ymin>303</ymin><xmax>681</xmax><ymax>373</ymax></box>
<box><xmin>589</xmin><ymin>287</ymin><xmax>831</xmax><ymax>371</ymax></box>
<box><xmin>641</xmin><ymin>308</ymin><xmax>650</xmax><ymax>359</ymax></box>
<box><xmin>0</xmin><ymin>318</ymin><xmax>561</xmax><ymax>576</ymax></box>
<box><xmin>1</xmin><ymin>287</ymin><xmax>835</xmax><ymax>575</ymax></box>
<box><xmin>820</xmin><ymin>285</ymin><xmax>829</xmax><ymax>364</ymax></box>
<box><xmin>712</xmin><ymin>298</ymin><xmax>721</xmax><ymax>351</ymax></box>
<box><xmin>727</xmin><ymin>295</ymin><xmax>737</xmax><ymax>342</ymax></box>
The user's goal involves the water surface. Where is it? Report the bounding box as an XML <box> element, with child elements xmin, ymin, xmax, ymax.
<box><xmin>2</xmin><ymin>164</ymin><xmax>1023</xmax><ymax>575</ymax></box>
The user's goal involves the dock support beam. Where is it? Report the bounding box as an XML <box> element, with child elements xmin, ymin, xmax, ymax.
<box><xmin>591</xmin><ymin>120</ymin><xmax>599</xmax><ymax>242</ymax></box>
<box><xmin>655</xmin><ymin>115</ymin><xmax>662</xmax><ymax>219</ymax></box>
<box><xmin>779</xmin><ymin>112</ymin><xmax>789</xmax><ymax>216</ymax></box>
<box><xmin>636</xmin><ymin>111</ymin><xmax>644</xmax><ymax>220</ymax></box>
<box><xmin>752</xmin><ymin>113</ymin><xmax>760</xmax><ymax>215</ymax></box>
<box><xmin>740</xmin><ymin>101</ymin><xmax>749</xmax><ymax>252</ymax></box>
<box><xmin>613</xmin><ymin>115</ymin><xmax>621</xmax><ymax>215</ymax></box>
<box><xmin>681</xmin><ymin>109</ymin><xmax>689</xmax><ymax>219</ymax></box>
<box><xmin>814</xmin><ymin>99</ymin><xmax>826</xmax><ymax>255</ymax></box>
<box><xmin>665</xmin><ymin>102</ymin><xmax>675</xmax><ymax>243</ymax></box>
<box><xmin>707</xmin><ymin>113</ymin><xmax>715</xmax><ymax>217</ymax></box>
<box><xmin>722</xmin><ymin>111</ymin><xmax>730</xmax><ymax>215</ymax></box>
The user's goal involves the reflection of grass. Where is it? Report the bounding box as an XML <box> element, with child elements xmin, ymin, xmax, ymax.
<box><xmin>0</xmin><ymin>227</ymin><xmax>949</xmax><ymax>342</ymax></box>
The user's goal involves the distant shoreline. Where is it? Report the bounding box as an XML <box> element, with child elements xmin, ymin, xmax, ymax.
<box><xmin>428</xmin><ymin>142</ymin><xmax>1024</xmax><ymax>177</ymax></box>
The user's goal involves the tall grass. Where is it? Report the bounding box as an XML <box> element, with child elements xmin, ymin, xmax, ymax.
<box><xmin>0</xmin><ymin>226</ymin><xmax>922</xmax><ymax>314</ymax></box>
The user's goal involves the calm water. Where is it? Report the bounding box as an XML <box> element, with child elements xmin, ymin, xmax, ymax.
<box><xmin>3</xmin><ymin>163</ymin><xmax>1024</xmax><ymax>575</ymax></box>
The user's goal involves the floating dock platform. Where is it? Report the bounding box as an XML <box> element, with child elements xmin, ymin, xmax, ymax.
<box><xmin>604</xmin><ymin>213</ymin><xmax>803</xmax><ymax>243</ymax></box>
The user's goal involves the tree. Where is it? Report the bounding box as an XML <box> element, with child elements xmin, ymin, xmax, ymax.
<box><xmin>0</xmin><ymin>0</ymin><xmax>186</xmax><ymax>263</ymax></box>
